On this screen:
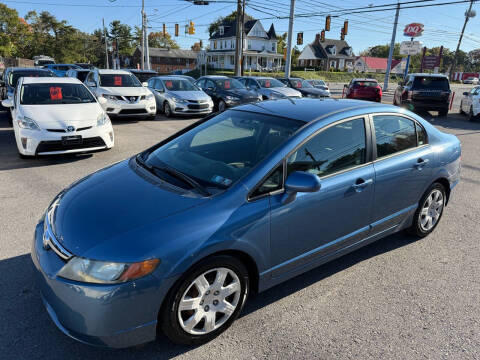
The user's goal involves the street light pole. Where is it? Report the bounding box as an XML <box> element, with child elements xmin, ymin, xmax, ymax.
<box><xmin>141</xmin><ymin>0</ymin><xmax>145</xmax><ymax>70</ymax></box>
<box><xmin>285</xmin><ymin>0</ymin><xmax>295</xmax><ymax>78</ymax></box>
<box><xmin>383</xmin><ymin>2</ymin><xmax>400</xmax><ymax>91</ymax></box>
<box><xmin>234</xmin><ymin>0</ymin><xmax>242</xmax><ymax>76</ymax></box>
<box><xmin>450</xmin><ymin>0</ymin><xmax>475</xmax><ymax>80</ymax></box>
<box><xmin>103</xmin><ymin>18</ymin><xmax>109</xmax><ymax>69</ymax></box>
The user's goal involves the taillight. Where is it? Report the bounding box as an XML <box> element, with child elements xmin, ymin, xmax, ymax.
<box><xmin>407</xmin><ymin>90</ymin><xmax>413</xmax><ymax>100</ymax></box>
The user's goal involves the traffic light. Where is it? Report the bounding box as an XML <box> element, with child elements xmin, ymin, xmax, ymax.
<box><xmin>175</xmin><ymin>23</ymin><xmax>179</xmax><ymax>37</ymax></box>
<box><xmin>325</xmin><ymin>15</ymin><xmax>331</xmax><ymax>31</ymax></box>
<box><xmin>163</xmin><ymin>23</ymin><xmax>166</xmax><ymax>36</ymax></box>
<box><xmin>340</xmin><ymin>27</ymin><xmax>345</xmax><ymax>40</ymax></box>
<box><xmin>320</xmin><ymin>30</ymin><xmax>325</xmax><ymax>42</ymax></box>
<box><xmin>297</xmin><ymin>32</ymin><xmax>303</xmax><ymax>45</ymax></box>
<box><xmin>343</xmin><ymin>20</ymin><xmax>348</xmax><ymax>35</ymax></box>
<box><xmin>188</xmin><ymin>21</ymin><xmax>195</xmax><ymax>35</ymax></box>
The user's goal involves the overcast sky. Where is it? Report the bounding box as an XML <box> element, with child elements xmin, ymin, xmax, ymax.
<box><xmin>4</xmin><ymin>0</ymin><xmax>480</xmax><ymax>54</ymax></box>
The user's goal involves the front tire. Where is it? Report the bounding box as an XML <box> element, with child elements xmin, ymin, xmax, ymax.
<box><xmin>218</xmin><ymin>100</ymin><xmax>226</xmax><ymax>112</ymax></box>
<box><xmin>164</xmin><ymin>102</ymin><xmax>173</xmax><ymax>118</ymax></box>
<box><xmin>408</xmin><ymin>183</ymin><xmax>446</xmax><ymax>237</ymax></box>
<box><xmin>160</xmin><ymin>255</ymin><xmax>249</xmax><ymax>345</ymax></box>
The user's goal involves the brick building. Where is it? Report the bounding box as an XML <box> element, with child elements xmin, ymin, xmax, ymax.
<box><xmin>132</xmin><ymin>47</ymin><xmax>198</xmax><ymax>74</ymax></box>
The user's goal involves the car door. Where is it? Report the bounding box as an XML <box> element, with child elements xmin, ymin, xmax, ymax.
<box><xmin>203</xmin><ymin>79</ymin><xmax>218</xmax><ymax>103</ymax></box>
<box><xmin>370</xmin><ymin>114</ymin><xmax>433</xmax><ymax>235</ymax></box>
<box><xmin>269</xmin><ymin>116</ymin><xmax>375</xmax><ymax>277</ymax></box>
<box><xmin>153</xmin><ymin>79</ymin><xmax>166</xmax><ymax>107</ymax></box>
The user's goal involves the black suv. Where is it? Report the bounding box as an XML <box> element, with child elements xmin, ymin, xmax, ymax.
<box><xmin>393</xmin><ymin>73</ymin><xmax>451</xmax><ymax>116</ymax></box>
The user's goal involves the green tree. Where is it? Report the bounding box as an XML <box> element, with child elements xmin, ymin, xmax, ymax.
<box><xmin>360</xmin><ymin>43</ymin><xmax>401</xmax><ymax>59</ymax></box>
<box><xmin>109</xmin><ymin>20</ymin><xmax>134</xmax><ymax>56</ymax></box>
<box><xmin>148</xmin><ymin>31</ymin><xmax>179</xmax><ymax>49</ymax></box>
<box><xmin>0</xmin><ymin>4</ymin><xmax>32</xmax><ymax>57</ymax></box>
<box><xmin>208</xmin><ymin>11</ymin><xmax>254</xmax><ymax>37</ymax></box>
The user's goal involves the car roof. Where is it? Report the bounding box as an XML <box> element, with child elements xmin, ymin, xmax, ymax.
<box><xmin>10</xmin><ymin>67</ymin><xmax>52</xmax><ymax>72</ymax></box>
<box><xmin>97</xmin><ymin>69</ymin><xmax>132</xmax><ymax>75</ymax></box>
<box><xmin>240</xmin><ymin>76</ymin><xmax>275</xmax><ymax>80</ymax></box>
<box><xmin>154</xmin><ymin>75</ymin><xmax>193</xmax><ymax>80</ymax></box>
<box><xmin>232</xmin><ymin>98</ymin><xmax>389</xmax><ymax>123</ymax></box>
<box><xmin>352</xmin><ymin>78</ymin><xmax>378</xmax><ymax>82</ymax></box>
<box><xmin>199</xmin><ymin>75</ymin><xmax>228</xmax><ymax>79</ymax></box>
<box><xmin>409</xmin><ymin>73</ymin><xmax>448</xmax><ymax>78</ymax></box>
<box><xmin>126</xmin><ymin>69</ymin><xmax>157</xmax><ymax>74</ymax></box>
<box><xmin>22</xmin><ymin>77</ymin><xmax>82</xmax><ymax>84</ymax></box>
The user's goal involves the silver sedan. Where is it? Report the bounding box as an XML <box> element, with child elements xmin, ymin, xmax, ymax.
<box><xmin>147</xmin><ymin>76</ymin><xmax>214</xmax><ymax>117</ymax></box>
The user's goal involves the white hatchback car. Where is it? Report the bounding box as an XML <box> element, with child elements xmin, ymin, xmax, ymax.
<box><xmin>459</xmin><ymin>86</ymin><xmax>480</xmax><ymax>121</ymax></box>
<box><xmin>1</xmin><ymin>77</ymin><xmax>114</xmax><ymax>158</ymax></box>
<box><xmin>85</xmin><ymin>69</ymin><xmax>156</xmax><ymax>119</ymax></box>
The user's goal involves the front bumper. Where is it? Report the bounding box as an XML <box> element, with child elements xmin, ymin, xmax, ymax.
<box><xmin>168</xmin><ymin>99</ymin><xmax>213</xmax><ymax>115</ymax></box>
<box><xmin>15</xmin><ymin>124</ymin><xmax>114</xmax><ymax>156</ymax></box>
<box><xmin>31</xmin><ymin>221</ymin><xmax>174</xmax><ymax>348</ymax></box>
<box><xmin>104</xmin><ymin>98</ymin><xmax>156</xmax><ymax>118</ymax></box>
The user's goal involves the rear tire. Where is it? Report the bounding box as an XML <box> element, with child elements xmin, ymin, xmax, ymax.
<box><xmin>160</xmin><ymin>255</ymin><xmax>249</xmax><ymax>345</ymax></box>
<box><xmin>408</xmin><ymin>183</ymin><xmax>446</xmax><ymax>238</ymax></box>
<box><xmin>218</xmin><ymin>100</ymin><xmax>226</xmax><ymax>112</ymax></box>
<box><xmin>438</xmin><ymin>108</ymin><xmax>448</xmax><ymax>117</ymax></box>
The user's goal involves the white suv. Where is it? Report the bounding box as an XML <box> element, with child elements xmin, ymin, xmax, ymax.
<box><xmin>85</xmin><ymin>69</ymin><xmax>156</xmax><ymax>119</ymax></box>
<box><xmin>460</xmin><ymin>86</ymin><xmax>480</xmax><ymax>121</ymax></box>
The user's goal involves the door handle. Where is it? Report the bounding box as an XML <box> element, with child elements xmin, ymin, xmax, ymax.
<box><xmin>414</xmin><ymin>158</ymin><xmax>429</xmax><ymax>169</ymax></box>
<box><xmin>352</xmin><ymin>178</ymin><xmax>373</xmax><ymax>192</ymax></box>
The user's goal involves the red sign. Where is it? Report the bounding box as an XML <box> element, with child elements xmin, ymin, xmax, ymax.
<box><xmin>422</xmin><ymin>55</ymin><xmax>439</xmax><ymax>70</ymax></box>
<box><xmin>49</xmin><ymin>87</ymin><xmax>62</xmax><ymax>100</ymax></box>
<box><xmin>114</xmin><ymin>76</ymin><xmax>122</xmax><ymax>86</ymax></box>
<box><xmin>404</xmin><ymin>23</ymin><xmax>424</xmax><ymax>37</ymax></box>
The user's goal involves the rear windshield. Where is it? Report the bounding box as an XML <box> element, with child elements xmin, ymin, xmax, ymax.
<box><xmin>214</xmin><ymin>78</ymin><xmax>245</xmax><ymax>90</ymax></box>
<box><xmin>258</xmin><ymin>78</ymin><xmax>285</xmax><ymax>88</ymax></box>
<box><xmin>413</xmin><ymin>77</ymin><xmax>449</xmax><ymax>90</ymax></box>
<box><xmin>20</xmin><ymin>83</ymin><xmax>96</xmax><ymax>105</ymax></box>
<box><xmin>100</xmin><ymin>74</ymin><xmax>141</xmax><ymax>87</ymax></box>
<box><xmin>353</xmin><ymin>81</ymin><xmax>378</xmax><ymax>87</ymax></box>
<box><xmin>76</xmin><ymin>71</ymin><xmax>90</xmax><ymax>82</ymax></box>
<box><xmin>9</xmin><ymin>71</ymin><xmax>54</xmax><ymax>87</ymax></box>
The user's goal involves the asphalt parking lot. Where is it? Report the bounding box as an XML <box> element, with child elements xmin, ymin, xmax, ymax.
<box><xmin>1</xmin><ymin>98</ymin><xmax>480</xmax><ymax>359</ymax></box>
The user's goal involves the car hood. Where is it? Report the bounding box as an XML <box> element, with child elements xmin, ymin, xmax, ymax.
<box><xmin>224</xmin><ymin>88</ymin><xmax>259</xmax><ymax>99</ymax></box>
<box><xmin>99</xmin><ymin>86</ymin><xmax>150</xmax><ymax>97</ymax></box>
<box><xmin>50</xmin><ymin>159</ymin><xmax>208</xmax><ymax>259</ymax></box>
<box><xmin>168</xmin><ymin>90</ymin><xmax>210</xmax><ymax>101</ymax></box>
<box><xmin>21</xmin><ymin>103</ymin><xmax>102</xmax><ymax>128</ymax></box>
<box><xmin>269</xmin><ymin>87</ymin><xmax>302</xmax><ymax>97</ymax></box>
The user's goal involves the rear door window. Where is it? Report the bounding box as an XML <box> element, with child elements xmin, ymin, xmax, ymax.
<box><xmin>373</xmin><ymin>115</ymin><xmax>417</xmax><ymax>158</ymax></box>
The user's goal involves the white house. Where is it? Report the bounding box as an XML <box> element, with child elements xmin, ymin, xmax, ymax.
<box><xmin>207</xmin><ymin>16</ymin><xmax>283</xmax><ymax>71</ymax></box>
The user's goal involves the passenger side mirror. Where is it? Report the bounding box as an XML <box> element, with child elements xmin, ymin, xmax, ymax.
<box><xmin>86</xmin><ymin>81</ymin><xmax>96</xmax><ymax>87</ymax></box>
<box><xmin>1</xmin><ymin>98</ymin><xmax>13</xmax><ymax>108</ymax></box>
<box><xmin>282</xmin><ymin>171</ymin><xmax>321</xmax><ymax>205</ymax></box>
<box><xmin>463</xmin><ymin>92</ymin><xmax>469</xmax><ymax>96</ymax></box>
<box><xmin>156</xmin><ymin>88</ymin><xmax>164</xmax><ymax>93</ymax></box>
<box><xmin>142</xmin><ymin>82</ymin><xmax>148</xmax><ymax>87</ymax></box>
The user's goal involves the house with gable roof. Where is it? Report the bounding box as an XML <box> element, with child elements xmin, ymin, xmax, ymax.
<box><xmin>207</xmin><ymin>15</ymin><xmax>283</xmax><ymax>71</ymax></box>
<box><xmin>298</xmin><ymin>34</ymin><xmax>355</xmax><ymax>71</ymax></box>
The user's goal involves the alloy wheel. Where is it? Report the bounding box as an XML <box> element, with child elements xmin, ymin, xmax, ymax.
<box><xmin>178</xmin><ymin>267</ymin><xmax>241</xmax><ymax>335</ymax></box>
<box><xmin>218</xmin><ymin>101</ymin><xmax>226</xmax><ymax>112</ymax></box>
<box><xmin>419</xmin><ymin>189</ymin><xmax>444</xmax><ymax>232</ymax></box>
<box><xmin>164</xmin><ymin>102</ymin><xmax>171</xmax><ymax>117</ymax></box>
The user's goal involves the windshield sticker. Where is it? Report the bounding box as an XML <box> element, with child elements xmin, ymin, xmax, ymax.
<box><xmin>114</xmin><ymin>76</ymin><xmax>122</xmax><ymax>86</ymax></box>
<box><xmin>49</xmin><ymin>87</ymin><xmax>63</xmax><ymax>100</ymax></box>
<box><xmin>211</xmin><ymin>175</ymin><xmax>232</xmax><ymax>187</ymax></box>
<box><xmin>224</xmin><ymin>81</ymin><xmax>231</xmax><ymax>89</ymax></box>
<box><xmin>165</xmin><ymin>81</ymin><xmax>173</xmax><ymax>89</ymax></box>
<box><xmin>265</xmin><ymin>80</ymin><xmax>271</xmax><ymax>88</ymax></box>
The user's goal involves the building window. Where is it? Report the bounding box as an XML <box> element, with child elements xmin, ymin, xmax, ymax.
<box><xmin>219</xmin><ymin>26</ymin><xmax>224</xmax><ymax>35</ymax></box>
<box><xmin>214</xmin><ymin>41</ymin><xmax>217</xmax><ymax>49</ymax></box>
<box><xmin>248</xmin><ymin>41</ymin><xmax>251</xmax><ymax>50</ymax></box>
<box><xmin>272</xmin><ymin>42</ymin><xmax>276</xmax><ymax>52</ymax></box>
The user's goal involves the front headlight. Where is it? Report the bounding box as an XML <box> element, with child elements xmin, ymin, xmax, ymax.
<box><xmin>97</xmin><ymin>112</ymin><xmax>110</xmax><ymax>126</ymax></box>
<box><xmin>145</xmin><ymin>93</ymin><xmax>154</xmax><ymax>100</ymax></box>
<box><xmin>18</xmin><ymin>116</ymin><xmax>40</xmax><ymax>130</ymax></box>
<box><xmin>225</xmin><ymin>95</ymin><xmax>239</xmax><ymax>101</ymax></box>
<box><xmin>57</xmin><ymin>257</ymin><xmax>160</xmax><ymax>284</ymax></box>
<box><xmin>171</xmin><ymin>95</ymin><xmax>188</xmax><ymax>104</ymax></box>
<box><xmin>102</xmin><ymin>94</ymin><xmax>117</xmax><ymax>102</ymax></box>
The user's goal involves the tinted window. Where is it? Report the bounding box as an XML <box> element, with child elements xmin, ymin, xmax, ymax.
<box><xmin>76</xmin><ymin>71</ymin><xmax>89</xmax><ymax>82</ymax></box>
<box><xmin>412</xmin><ymin>76</ymin><xmax>449</xmax><ymax>90</ymax></box>
<box><xmin>162</xmin><ymin>79</ymin><xmax>197</xmax><ymax>91</ymax></box>
<box><xmin>287</xmin><ymin>118</ymin><xmax>366</xmax><ymax>178</ymax></box>
<box><xmin>353</xmin><ymin>81</ymin><xmax>378</xmax><ymax>88</ymax></box>
<box><xmin>196</xmin><ymin>79</ymin><xmax>205</xmax><ymax>88</ymax></box>
<box><xmin>9</xmin><ymin>71</ymin><xmax>54</xmax><ymax>87</ymax></box>
<box><xmin>373</xmin><ymin>115</ymin><xmax>417</xmax><ymax>158</ymax></box>
<box><xmin>257</xmin><ymin>78</ymin><xmax>285</xmax><ymax>88</ymax></box>
<box><xmin>145</xmin><ymin>111</ymin><xmax>302</xmax><ymax>191</ymax></box>
<box><xmin>214</xmin><ymin>78</ymin><xmax>245</xmax><ymax>90</ymax></box>
<box><xmin>20</xmin><ymin>83</ymin><xmax>96</xmax><ymax>105</ymax></box>
<box><xmin>416</xmin><ymin>123</ymin><xmax>427</xmax><ymax>146</ymax></box>
<box><xmin>99</xmin><ymin>74</ymin><xmax>141</xmax><ymax>87</ymax></box>
<box><xmin>251</xmin><ymin>164</ymin><xmax>283</xmax><ymax>198</ymax></box>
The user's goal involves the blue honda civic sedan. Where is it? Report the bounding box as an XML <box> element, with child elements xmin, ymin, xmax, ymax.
<box><xmin>31</xmin><ymin>98</ymin><xmax>461</xmax><ymax>347</ymax></box>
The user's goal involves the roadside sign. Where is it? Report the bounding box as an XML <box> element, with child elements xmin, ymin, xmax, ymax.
<box><xmin>403</xmin><ymin>23</ymin><xmax>424</xmax><ymax>37</ymax></box>
<box><xmin>400</xmin><ymin>41</ymin><xmax>422</xmax><ymax>55</ymax></box>
<box><xmin>422</xmin><ymin>55</ymin><xmax>439</xmax><ymax>69</ymax></box>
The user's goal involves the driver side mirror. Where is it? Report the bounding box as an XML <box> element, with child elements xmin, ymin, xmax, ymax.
<box><xmin>142</xmin><ymin>82</ymin><xmax>148</xmax><ymax>87</ymax></box>
<box><xmin>463</xmin><ymin>92</ymin><xmax>469</xmax><ymax>96</ymax></box>
<box><xmin>282</xmin><ymin>171</ymin><xmax>321</xmax><ymax>205</ymax></box>
<box><xmin>1</xmin><ymin>98</ymin><xmax>13</xmax><ymax>108</ymax></box>
<box><xmin>86</xmin><ymin>81</ymin><xmax>96</xmax><ymax>87</ymax></box>
<box><xmin>156</xmin><ymin>88</ymin><xmax>164</xmax><ymax>93</ymax></box>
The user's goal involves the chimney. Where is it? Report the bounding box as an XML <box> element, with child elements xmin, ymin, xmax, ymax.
<box><xmin>315</xmin><ymin>33</ymin><xmax>320</xmax><ymax>44</ymax></box>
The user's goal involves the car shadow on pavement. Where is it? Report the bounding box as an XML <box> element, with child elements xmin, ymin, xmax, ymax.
<box><xmin>0</xmin><ymin>231</ymin><xmax>420</xmax><ymax>360</ymax></box>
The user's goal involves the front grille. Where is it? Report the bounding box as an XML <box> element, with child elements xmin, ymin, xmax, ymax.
<box><xmin>36</xmin><ymin>137</ymin><xmax>106</xmax><ymax>154</ymax></box>
<box><xmin>118</xmin><ymin>108</ymin><xmax>147</xmax><ymax>115</ymax></box>
<box><xmin>46</xmin><ymin>129</ymin><xmax>66</xmax><ymax>133</ymax></box>
<box><xmin>188</xmin><ymin>104</ymin><xmax>209</xmax><ymax>110</ymax></box>
<box><xmin>46</xmin><ymin>126</ymin><xmax>92</xmax><ymax>133</ymax></box>
<box><xmin>189</xmin><ymin>100</ymin><xmax>208</xmax><ymax>104</ymax></box>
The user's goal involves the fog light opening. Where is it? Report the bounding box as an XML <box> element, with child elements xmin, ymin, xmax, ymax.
<box><xmin>109</xmin><ymin>131</ymin><xmax>114</xmax><ymax>142</ymax></box>
<box><xmin>21</xmin><ymin>137</ymin><xmax>28</xmax><ymax>149</ymax></box>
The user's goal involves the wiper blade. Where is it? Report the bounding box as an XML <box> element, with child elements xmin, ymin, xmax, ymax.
<box><xmin>136</xmin><ymin>155</ymin><xmax>210</xmax><ymax>196</ymax></box>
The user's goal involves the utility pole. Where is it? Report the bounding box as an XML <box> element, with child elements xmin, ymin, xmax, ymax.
<box><xmin>285</xmin><ymin>0</ymin><xmax>296</xmax><ymax>78</ymax></box>
<box><xmin>145</xmin><ymin>16</ymin><xmax>150</xmax><ymax>70</ymax></box>
<box><xmin>450</xmin><ymin>0</ymin><xmax>475</xmax><ymax>80</ymax></box>
<box><xmin>103</xmin><ymin>18</ymin><xmax>109</xmax><ymax>69</ymax></box>
<box><xmin>141</xmin><ymin>0</ymin><xmax>145</xmax><ymax>70</ymax></box>
<box><xmin>383</xmin><ymin>2</ymin><xmax>400</xmax><ymax>91</ymax></box>
<box><xmin>240</xmin><ymin>0</ymin><xmax>246</xmax><ymax>75</ymax></box>
<box><xmin>234</xmin><ymin>0</ymin><xmax>242</xmax><ymax>76</ymax></box>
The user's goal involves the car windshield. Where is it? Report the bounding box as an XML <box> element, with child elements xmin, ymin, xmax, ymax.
<box><xmin>413</xmin><ymin>77</ymin><xmax>449</xmax><ymax>90</ymax></box>
<box><xmin>20</xmin><ymin>83</ymin><xmax>96</xmax><ymax>105</ymax></box>
<box><xmin>100</xmin><ymin>74</ymin><xmax>142</xmax><ymax>87</ymax></box>
<box><xmin>353</xmin><ymin>81</ymin><xmax>378</xmax><ymax>87</ymax></box>
<box><xmin>163</xmin><ymin>79</ymin><xmax>198</xmax><ymax>91</ymax></box>
<box><xmin>309</xmin><ymin>80</ymin><xmax>326</xmax><ymax>86</ymax></box>
<box><xmin>142</xmin><ymin>110</ymin><xmax>303</xmax><ymax>192</ymax></box>
<box><xmin>9</xmin><ymin>71</ymin><xmax>54</xmax><ymax>87</ymax></box>
<box><xmin>289</xmin><ymin>79</ymin><xmax>311</xmax><ymax>88</ymax></box>
<box><xmin>215</xmin><ymin>78</ymin><xmax>245</xmax><ymax>90</ymax></box>
<box><xmin>257</xmin><ymin>78</ymin><xmax>285</xmax><ymax>88</ymax></box>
